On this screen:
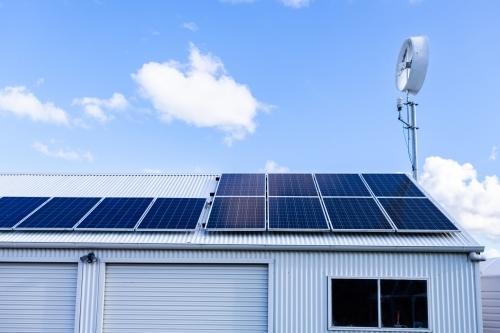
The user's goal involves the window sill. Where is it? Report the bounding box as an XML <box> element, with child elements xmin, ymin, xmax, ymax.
<box><xmin>328</xmin><ymin>326</ymin><xmax>431</xmax><ymax>332</ymax></box>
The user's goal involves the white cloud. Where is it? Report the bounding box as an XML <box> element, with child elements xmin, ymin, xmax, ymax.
<box><xmin>261</xmin><ymin>160</ymin><xmax>290</xmax><ymax>173</ymax></box>
<box><xmin>420</xmin><ymin>156</ymin><xmax>500</xmax><ymax>239</ymax></box>
<box><xmin>490</xmin><ymin>146</ymin><xmax>497</xmax><ymax>161</ymax></box>
<box><xmin>33</xmin><ymin>141</ymin><xmax>94</xmax><ymax>162</ymax></box>
<box><xmin>280</xmin><ymin>0</ymin><xmax>310</xmax><ymax>8</ymax></box>
<box><xmin>152</xmin><ymin>31</ymin><xmax>160</xmax><ymax>35</ymax></box>
<box><xmin>183</xmin><ymin>22</ymin><xmax>198</xmax><ymax>31</ymax></box>
<box><xmin>132</xmin><ymin>43</ymin><xmax>272</xmax><ymax>145</ymax></box>
<box><xmin>72</xmin><ymin>93</ymin><xmax>129</xmax><ymax>123</ymax></box>
<box><xmin>484</xmin><ymin>248</ymin><xmax>500</xmax><ymax>259</ymax></box>
<box><xmin>143</xmin><ymin>168</ymin><xmax>162</xmax><ymax>174</ymax></box>
<box><xmin>0</xmin><ymin>86</ymin><xmax>70</xmax><ymax>125</ymax></box>
<box><xmin>36</xmin><ymin>78</ymin><xmax>44</xmax><ymax>86</ymax></box>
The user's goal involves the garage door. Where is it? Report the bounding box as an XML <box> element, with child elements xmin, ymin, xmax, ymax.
<box><xmin>103</xmin><ymin>264</ymin><xmax>268</xmax><ymax>333</ymax></box>
<box><xmin>0</xmin><ymin>262</ymin><xmax>78</xmax><ymax>333</ymax></box>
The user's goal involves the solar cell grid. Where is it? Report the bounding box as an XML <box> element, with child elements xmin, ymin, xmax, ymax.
<box><xmin>16</xmin><ymin>197</ymin><xmax>101</xmax><ymax>229</ymax></box>
<box><xmin>76</xmin><ymin>197</ymin><xmax>153</xmax><ymax>229</ymax></box>
<box><xmin>378</xmin><ymin>198</ymin><xmax>459</xmax><ymax>232</ymax></box>
<box><xmin>207</xmin><ymin>197</ymin><xmax>265</xmax><ymax>230</ymax></box>
<box><xmin>216</xmin><ymin>174</ymin><xmax>265</xmax><ymax>196</ymax></box>
<box><xmin>323</xmin><ymin>198</ymin><xmax>393</xmax><ymax>231</ymax></box>
<box><xmin>0</xmin><ymin>197</ymin><xmax>50</xmax><ymax>229</ymax></box>
<box><xmin>362</xmin><ymin>174</ymin><xmax>425</xmax><ymax>197</ymax></box>
<box><xmin>268</xmin><ymin>174</ymin><xmax>318</xmax><ymax>197</ymax></box>
<box><xmin>315</xmin><ymin>174</ymin><xmax>371</xmax><ymax>197</ymax></box>
<box><xmin>137</xmin><ymin>198</ymin><xmax>206</xmax><ymax>230</ymax></box>
<box><xmin>268</xmin><ymin>197</ymin><xmax>329</xmax><ymax>230</ymax></box>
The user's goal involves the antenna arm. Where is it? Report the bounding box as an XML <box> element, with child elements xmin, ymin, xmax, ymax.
<box><xmin>397</xmin><ymin>116</ymin><xmax>412</xmax><ymax>128</ymax></box>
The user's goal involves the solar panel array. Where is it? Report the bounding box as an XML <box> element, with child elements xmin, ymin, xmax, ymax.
<box><xmin>0</xmin><ymin>196</ymin><xmax>207</xmax><ymax>231</ymax></box>
<box><xmin>207</xmin><ymin>173</ymin><xmax>459</xmax><ymax>233</ymax></box>
<box><xmin>0</xmin><ymin>173</ymin><xmax>460</xmax><ymax>233</ymax></box>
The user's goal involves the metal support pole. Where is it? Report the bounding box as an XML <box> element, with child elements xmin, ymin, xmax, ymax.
<box><xmin>410</xmin><ymin>102</ymin><xmax>418</xmax><ymax>181</ymax></box>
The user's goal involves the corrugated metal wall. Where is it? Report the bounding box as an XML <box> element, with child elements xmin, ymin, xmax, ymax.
<box><xmin>0</xmin><ymin>248</ymin><xmax>480</xmax><ymax>333</ymax></box>
<box><xmin>482</xmin><ymin>276</ymin><xmax>500</xmax><ymax>333</ymax></box>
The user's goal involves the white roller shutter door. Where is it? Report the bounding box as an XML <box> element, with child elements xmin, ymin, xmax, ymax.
<box><xmin>0</xmin><ymin>262</ymin><xmax>78</xmax><ymax>333</ymax></box>
<box><xmin>103</xmin><ymin>264</ymin><xmax>268</xmax><ymax>333</ymax></box>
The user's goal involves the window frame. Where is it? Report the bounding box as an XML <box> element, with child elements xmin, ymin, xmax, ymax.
<box><xmin>327</xmin><ymin>276</ymin><xmax>432</xmax><ymax>332</ymax></box>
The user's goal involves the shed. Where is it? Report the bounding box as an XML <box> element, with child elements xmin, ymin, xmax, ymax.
<box><xmin>0</xmin><ymin>173</ymin><xmax>485</xmax><ymax>333</ymax></box>
<box><xmin>481</xmin><ymin>258</ymin><xmax>500</xmax><ymax>333</ymax></box>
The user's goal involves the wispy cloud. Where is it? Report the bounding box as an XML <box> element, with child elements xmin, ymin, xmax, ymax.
<box><xmin>260</xmin><ymin>160</ymin><xmax>290</xmax><ymax>173</ymax></box>
<box><xmin>72</xmin><ymin>93</ymin><xmax>129</xmax><ymax>123</ymax></box>
<box><xmin>132</xmin><ymin>43</ymin><xmax>273</xmax><ymax>145</ymax></box>
<box><xmin>143</xmin><ymin>168</ymin><xmax>162</xmax><ymax>174</ymax></box>
<box><xmin>420</xmin><ymin>156</ymin><xmax>500</xmax><ymax>240</ymax></box>
<box><xmin>0</xmin><ymin>86</ymin><xmax>70</xmax><ymax>125</ymax></box>
<box><xmin>152</xmin><ymin>31</ymin><xmax>160</xmax><ymax>35</ymax></box>
<box><xmin>280</xmin><ymin>0</ymin><xmax>310</xmax><ymax>8</ymax></box>
<box><xmin>490</xmin><ymin>146</ymin><xmax>497</xmax><ymax>161</ymax></box>
<box><xmin>33</xmin><ymin>141</ymin><xmax>94</xmax><ymax>162</ymax></box>
<box><xmin>36</xmin><ymin>78</ymin><xmax>44</xmax><ymax>86</ymax></box>
<box><xmin>183</xmin><ymin>22</ymin><xmax>198</xmax><ymax>31</ymax></box>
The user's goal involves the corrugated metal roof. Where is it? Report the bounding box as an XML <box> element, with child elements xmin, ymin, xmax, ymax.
<box><xmin>0</xmin><ymin>174</ymin><xmax>217</xmax><ymax>197</ymax></box>
<box><xmin>0</xmin><ymin>173</ymin><xmax>483</xmax><ymax>251</ymax></box>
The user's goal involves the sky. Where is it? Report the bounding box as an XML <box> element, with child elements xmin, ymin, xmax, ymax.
<box><xmin>0</xmin><ymin>0</ymin><xmax>499</xmax><ymax>255</ymax></box>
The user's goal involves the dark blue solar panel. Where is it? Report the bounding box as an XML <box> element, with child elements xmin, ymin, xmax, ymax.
<box><xmin>137</xmin><ymin>198</ymin><xmax>206</xmax><ymax>230</ymax></box>
<box><xmin>268</xmin><ymin>174</ymin><xmax>318</xmax><ymax>197</ymax></box>
<box><xmin>76</xmin><ymin>198</ymin><xmax>153</xmax><ymax>229</ymax></box>
<box><xmin>216</xmin><ymin>174</ymin><xmax>265</xmax><ymax>196</ymax></box>
<box><xmin>323</xmin><ymin>198</ymin><xmax>393</xmax><ymax>231</ymax></box>
<box><xmin>378</xmin><ymin>198</ymin><xmax>459</xmax><ymax>231</ymax></box>
<box><xmin>362</xmin><ymin>174</ymin><xmax>425</xmax><ymax>197</ymax></box>
<box><xmin>0</xmin><ymin>197</ymin><xmax>50</xmax><ymax>228</ymax></box>
<box><xmin>268</xmin><ymin>197</ymin><xmax>329</xmax><ymax>230</ymax></box>
<box><xmin>16</xmin><ymin>197</ymin><xmax>101</xmax><ymax>229</ymax></box>
<box><xmin>315</xmin><ymin>174</ymin><xmax>371</xmax><ymax>197</ymax></box>
<box><xmin>206</xmin><ymin>197</ymin><xmax>265</xmax><ymax>230</ymax></box>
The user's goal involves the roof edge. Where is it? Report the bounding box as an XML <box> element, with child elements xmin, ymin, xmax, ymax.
<box><xmin>0</xmin><ymin>242</ymin><xmax>484</xmax><ymax>253</ymax></box>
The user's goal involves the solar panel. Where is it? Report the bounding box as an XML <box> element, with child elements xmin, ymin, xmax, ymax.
<box><xmin>16</xmin><ymin>197</ymin><xmax>101</xmax><ymax>229</ymax></box>
<box><xmin>315</xmin><ymin>174</ymin><xmax>371</xmax><ymax>197</ymax></box>
<box><xmin>206</xmin><ymin>197</ymin><xmax>265</xmax><ymax>230</ymax></box>
<box><xmin>137</xmin><ymin>198</ymin><xmax>206</xmax><ymax>230</ymax></box>
<box><xmin>0</xmin><ymin>197</ymin><xmax>50</xmax><ymax>229</ymax></box>
<box><xmin>268</xmin><ymin>197</ymin><xmax>329</xmax><ymax>230</ymax></box>
<box><xmin>362</xmin><ymin>174</ymin><xmax>425</xmax><ymax>197</ymax></box>
<box><xmin>76</xmin><ymin>198</ymin><xmax>153</xmax><ymax>230</ymax></box>
<box><xmin>268</xmin><ymin>174</ymin><xmax>318</xmax><ymax>197</ymax></box>
<box><xmin>216</xmin><ymin>174</ymin><xmax>265</xmax><ymax>196</ymax></box>
<box><xmin>378</xmin><ymin>198</ymin><xmax>459</xmax><ymax>232</ymax></box>
<box><xmin>323</xmin><ymin>198</ymin><xmax>393</xmax><ymax>231</ymax></box>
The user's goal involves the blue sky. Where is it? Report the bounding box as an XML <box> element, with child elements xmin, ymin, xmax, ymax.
<box><xmin>0</xmin><ymin>0</ymin><xmax>499</xmax><ymax>254</ymax></box>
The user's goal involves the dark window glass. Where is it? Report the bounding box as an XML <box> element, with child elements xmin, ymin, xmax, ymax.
<box><xmin>332</xmin><ymin>279</ymin><xmax>378</xmax><ymax>327</ymax></box>
<box><xmin>381</xmin><ymin>280</ymin><xmax>428</xmax><ymax>329</ymax></box>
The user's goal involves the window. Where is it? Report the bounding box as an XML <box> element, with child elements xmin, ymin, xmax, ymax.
<box><xmin>329</xmin><ymin>278</ymin><xmax>428</xmax><ymax>330</ymax></box>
